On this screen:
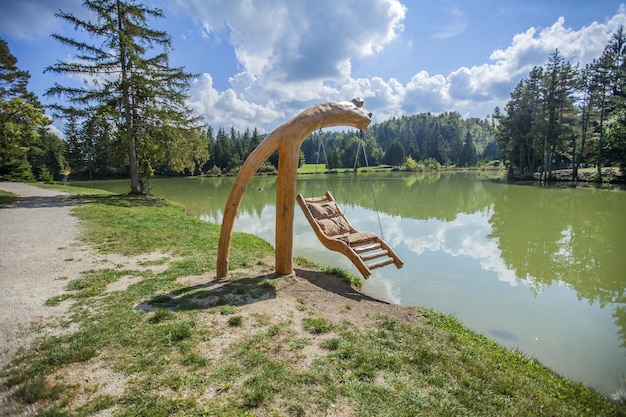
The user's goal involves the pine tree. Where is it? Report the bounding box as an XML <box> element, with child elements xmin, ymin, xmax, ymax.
<box><xmin>0</xmin><ymin>38</ymin><xmax>49</xmax><ymax>181</ymax></box>
<box><xmin>45</xmin><ymin>0</ymin><xmax>205</xmax><ymax>193</ymax></box>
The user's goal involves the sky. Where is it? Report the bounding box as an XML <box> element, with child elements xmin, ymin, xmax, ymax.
<box><xmin>1</xmin><ymin>0</ymin><xmax>626</xmax><ymax>135</ymax></box>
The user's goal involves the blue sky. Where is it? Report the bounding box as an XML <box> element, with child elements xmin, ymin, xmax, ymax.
<box><xmin>1</xmin><ymin>0</ymin><xmax>626</xmax><ymax>134</ymax></box>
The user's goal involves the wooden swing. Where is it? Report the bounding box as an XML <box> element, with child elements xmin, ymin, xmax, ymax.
<box><xmin>297</xmin><ymin>191</ymin><xmax>403</xmax><ymax>279</ymax></box>
<box><xmin>297</xmin><ymin>125</ymin><xmax>403</xmax><ymax>279</ymax></box>
<box><xmin>217</xmin><ymin>99</ymin><xmax>400</xmax><ymax>280</ymax></box>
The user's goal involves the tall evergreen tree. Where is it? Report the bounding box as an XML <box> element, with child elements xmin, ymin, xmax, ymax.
<box><xmin>459</xmin><ymin>131</ymin><xmax>477</xmax><ymax>167</ymax></box>
<box><xmin>601</xmin><ymin>26</ymin><xmax>626</xmax><ymax>170</ymax></box>
<box><xmin>0</xmin><ymin>38</ymin><xmax>51</xmax><ymax>181</ymax></box>
<box><xmin>382</xmin><ymin>139</ymin><xmax>405</xmax><ymax>166</ymax></box>
<box><xmin>45</xmin><ymin>0</ymin><xmax>205</xmax><ymax>193</ymax></box>
<box><xmin>540</xmin><ymin>50</ymin><xmax>578</xmax><ymax>179</ymax></box>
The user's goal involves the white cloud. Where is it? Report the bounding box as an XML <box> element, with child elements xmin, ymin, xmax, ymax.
<box><xmin>183</xmin><ymin>3</ymin><xmax>626</xmax><ymax>132</ymax></box>
<box><xmin>176</xmin><ymin>0</ymin><xmax>406</xmax><ymax>85</ymax></box>
<box><xmin>188</xmin><ymin>73</ymin><xmax>282</xmax><ymax>132</ymax></box>
<box><xmin>176</xmin><ymin>0</ymin><xmax>406</xmax><ymax>110</ymax></box>
<box><xmin>431</xmin><ymin>4</ymin><xmax>468</xmax><ymax>39</ymax></box>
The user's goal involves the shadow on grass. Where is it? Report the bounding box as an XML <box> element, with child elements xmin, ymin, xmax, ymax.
<box><xmin>2</xmin><ymin>194</ymin><xmax>85</xmax><ymax>209</ymax></box>
<box><xmin>79</xmin><ymin>193</ymin><xmax>169</xmax><ymax>208</ymax></box>
<box><xmin>135</xmin><ymin>273</ymin><xmax>279</xmax><ymax>312</ymax></box>
<box><xmin>293</xmin><ymin>267</ymin><xmax>390</xmax><ymax>304</ymax></box>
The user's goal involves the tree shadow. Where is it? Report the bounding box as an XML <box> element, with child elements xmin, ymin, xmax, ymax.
<box><xmin>135</xmin><ymin>273</ymin><xmax>279</xmax><ymax>312</ymax></box>
<box><xmin>293</xmin><ymin>267</ymin><xmax>391</xmax><ymax>304</ymax></box>
<box><xmin>4</xmin><ymin>194</ymin><xmax>85</xmax><ymax>209</ymax></box>
<box><xmin>78</xmin><ymin>193</ymin><xmax>169</xmax><ymax>208</ymax></box>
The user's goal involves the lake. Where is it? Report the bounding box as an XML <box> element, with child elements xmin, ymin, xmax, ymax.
<box><xmin>71</xmin><ymin>171</ymin><xmax>626</xmax><ymax>399</ymax></box>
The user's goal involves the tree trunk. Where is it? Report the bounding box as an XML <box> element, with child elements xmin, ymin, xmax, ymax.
<box><xmin>128</xmin><ymin>137</ymin><xmax>140</xmax><ymax>194</ymax></box>
<box><xmin>117</xmin><ymin>0</ymin><xmax>141</xmax><ymax>194</ymax></box>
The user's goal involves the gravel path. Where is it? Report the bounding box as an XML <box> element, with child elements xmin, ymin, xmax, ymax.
<box><xmin>0</xmin><ymin>183</ymin><xmax>107</xmax><ymax>417</ymax></box>
<box><xmin>0</xmin><ymin>183</ymin><xmax>90</xmax><ymax>364</ymax></box>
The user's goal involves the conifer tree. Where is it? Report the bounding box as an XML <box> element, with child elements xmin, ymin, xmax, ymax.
<box><xmin>0</xmin><ymin>38</ymin><xmax>50</xmax><ymax>180</ymax></box>
<box><xmin>45</xmin><ymin>0</ymin><xmax>206</xmax><ymax>193</ymax></box>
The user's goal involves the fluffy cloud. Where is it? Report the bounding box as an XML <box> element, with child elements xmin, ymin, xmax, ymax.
<box><xmin>176</xmin><ymin>0</ymin><xmax>408</xmax><ymax>129</ymax></box>
<box><xmin>181</xmin><ymin>2</ymin><xmax>626</xmax><ymax>132</ymax></box>
<box><xmin>176</xmin><ymin>0</ymin><xmax>406</xmax><ymax>84</ymax></box>
<box><xmin>188</xmin><ymin>73</ymin><xmax>282</xmax><ymax>132</ymax></box>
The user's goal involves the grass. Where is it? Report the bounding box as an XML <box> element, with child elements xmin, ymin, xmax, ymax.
<box><xmin>2</xmin><ymin>186</ymin><xmax>625</xmax><ymax>416</ymax></box>
<box><xmin>297</xmin><ymin>163</ymin><xmax>393</xmax><ymax>175</ymax></box>
<box><xmin>0</xmin><ymin>189</ymin><xmax>16</xmax><ymax>206</ymax></box>
<box><xmin>297</xmin><ymin>163</ymin><xmax>327</xmax><ymax>174</ymax></box>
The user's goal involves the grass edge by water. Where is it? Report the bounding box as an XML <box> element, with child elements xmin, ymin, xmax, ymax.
<box><xmin>1</xmin><ymin>183</ymin><xmax>624</xmax><ymax>416</ymax></box>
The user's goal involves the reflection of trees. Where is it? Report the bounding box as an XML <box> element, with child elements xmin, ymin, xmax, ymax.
<box><xmin>153</xmin><ymin>172</ymin><xmax>505</xmax><ymax>225</ymax></box>
<box><xmin>149</xmin><ymin>176</ymin><xmax>279</xmax><ymax>221</ymax></box>
<box><xmin>489</xmin><ymin>184</ymin><xmax>626</xmax><ymax>348</ymax></box>
<box><xmin>297</xmin><ymin>172</ymin><xmax>504</xmax><ymax>221</ymax></box>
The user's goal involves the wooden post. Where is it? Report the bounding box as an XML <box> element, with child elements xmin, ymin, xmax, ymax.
<box><xmin>216</xmin><ymin>100</ymin><xmax>371</xmax><ymax>279</ymax></box>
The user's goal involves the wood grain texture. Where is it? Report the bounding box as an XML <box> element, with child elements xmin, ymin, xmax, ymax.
<box><xmin>216</xmin><ymin>100</ymin><xmax>372</xmax><ymax>278</ymax></box>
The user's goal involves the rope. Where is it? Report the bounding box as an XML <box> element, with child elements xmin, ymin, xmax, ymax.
<box><xmin>313</xmin><ymin>129</ymin><xmax>335</xmax><ymax>199</ymax></box>
<box><xmin>311</xmin><ymin>131</ymin><xmax>322</xmax><ymax>198</ymax></box>
<box><xmin>316</xmin><ymin>129</ymin><xmax>384</xmax><ymax>240</ymax></box>
<box><xmin>359</xmin><ymin>130</ymin><xmax>385</xmax><ymax>240</ymax></box>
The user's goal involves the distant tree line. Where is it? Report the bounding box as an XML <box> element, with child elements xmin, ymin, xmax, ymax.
<box><xmin>300</xmin><ymin>112</ymin><xmax>498</xmax><ymax>170</ymax></box>
<box><xmin>62</xmin><ymin>111</ymin><xmax>498</xmax><ymax>179</ymax></box>
<box><xmin>495</xmin><ymin>27</ymin><xmax>626</xmax><ymax>181</ymax></box>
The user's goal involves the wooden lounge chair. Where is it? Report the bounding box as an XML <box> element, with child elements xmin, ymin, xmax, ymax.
<box><xmin>296</xmin><ymin>191</ymin><xmax>404</xmax><ymax>279</ymax></box>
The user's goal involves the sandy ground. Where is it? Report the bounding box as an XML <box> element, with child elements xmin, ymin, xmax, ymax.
<box><xmin>0</xmin><ymin>183</ymin><xmax>87</xmax><ymax>361</ymax></box>
<box><xmin>0</xmin><ymin>183</ymin><xmax>153</xmax><ymax>415</ymax></box>
<box><xmin>0</xmin><ymin>182</ymin><xmax>419</xmax><ymax>416</ymax></box>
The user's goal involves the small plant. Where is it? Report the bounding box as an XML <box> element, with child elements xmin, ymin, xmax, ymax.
<box><xmin>37</xmin><ymin>167</ymin><xmax>55</xmax><ymax>184</ymax></box>
<box><xmin>44</xmin><ymin>294</ymin><xmax>73</xmax><ymax>306</ymax></box>
<box><xmin>228</xmin><ymin>315</ymin><xmax>243</xmax><ymax>327</ymax></box>
<box><xmin>149</xmin><ymin>309</ymin><xmax>173</xmax><ymax>323</ymax></box>
<box><xmin>258</xmin><ymin>277</ymin><xmax>278</xmax><ymax>289</ymax></box>
<box><xmin>321</xmin><ymin>266</ymin><xmax>362</xmax><ymax>289</ymax></box>
<box><xmin>219</xmin><ymin>305</ymin><xmax>236</xmax><ymax>315</ymax></box>
<box><xmin>320</xmin><ymin>338</ymin><xmax>341</xmax><ymax>351</ymax></box>
<box><xmin>287</xmin><ymin>402</ymin><xmax>306</xmax><ymax>417</ymax></box>
<box><xmin>403</xmin><ymin>155</ymin><xmax>419</xmax><ymax>172</ymax></box>
<box><xmin>296</xmin><ymin>297</ymin><xmax>308</xmax><ymax>311</ymax></box>
<box><xmin>0</xmin><ymin>190</ymin><xmax>16</xmax><ymax>207</ymax></box>
<box><xmin>302</xmin><ymin>316</ymin><xmax>332</xmax><ymax>334</ymax></box>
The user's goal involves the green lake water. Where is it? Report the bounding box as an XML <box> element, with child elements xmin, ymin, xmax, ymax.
<box><xmin>72</xmin><ymin>172</ymin><xmax>626</xmax><ymax>398</ymax></box>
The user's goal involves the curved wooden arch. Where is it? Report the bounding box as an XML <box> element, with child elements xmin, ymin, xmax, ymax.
<box><xmin>216</xmin><ymin>100</ymin><xmax>372</xmax><ymax>278</ymax></box>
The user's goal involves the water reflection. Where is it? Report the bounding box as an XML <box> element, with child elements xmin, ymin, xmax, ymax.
<box><xmin>71</xmin><ymin>173</ymin><xmax>626</xmax><ymax>396</ymax></box>
<box><xmin>489</xmin><ymin>184</ymin><xmax>626</xmax><ymax>351</ymax></box>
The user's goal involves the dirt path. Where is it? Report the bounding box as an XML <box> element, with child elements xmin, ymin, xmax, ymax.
<box><xmin>0</xmin><ymin>183</ymin><xmax>86</xmax><ymax>360</ymax></box>
<box><xmin>0</xmin><ymin>183</ymin><xmax>106</xmax><ymax>414</ymax></box>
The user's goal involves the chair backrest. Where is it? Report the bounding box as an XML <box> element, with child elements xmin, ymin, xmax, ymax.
<box><xmin>305</xmin><ymin>199</ymin><xmax>354</xmax><ymax>237</ymax></box>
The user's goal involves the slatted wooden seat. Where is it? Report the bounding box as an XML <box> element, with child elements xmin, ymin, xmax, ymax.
<box><xmin>296</xmin><ymin>191</ymin><xmax>403</xmax><ymax>279</ymax></box>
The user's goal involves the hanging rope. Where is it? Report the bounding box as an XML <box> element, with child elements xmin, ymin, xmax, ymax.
<box><xmin>359</xmin><ymin>130</ymin><xmax>385</xmax><ymax>240</ymax></box>
<box><xmin>312</xmin><ymin>129</ymin><xmax>336</xmax><ymax>199</ymax></box>
<box><xmin>315</xmin><ymin>128</ymin><xmax>385</xmax><ymax>240</ymax></box>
